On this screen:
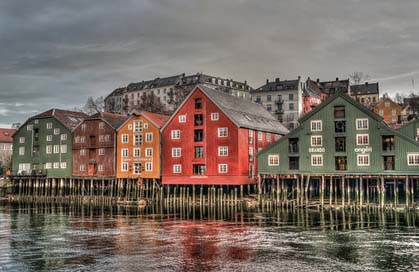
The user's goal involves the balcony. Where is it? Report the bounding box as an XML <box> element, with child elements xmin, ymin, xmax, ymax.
<box><xmin>275</xmin><ymin>108</ymin><xmax>284</xmax><ymax>114</ymax></box>
<box><xmin>275</xmin><ymin>99</ymin><xmax>284</xmax><ymax>105</ymax></box>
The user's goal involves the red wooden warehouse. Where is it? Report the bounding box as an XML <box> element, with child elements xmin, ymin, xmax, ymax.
<box><xmin>72</xmin><ymin>112</ymin><xmax>128</xmax><ymax>177</ymax></box>
<box><xmin>161</xmin><ymin>85</ymin><xmax>289</xmax><ymax>185</ymax></box>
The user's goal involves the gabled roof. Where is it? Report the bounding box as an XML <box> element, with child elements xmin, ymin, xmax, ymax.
<box><xmin>373</xmin><ymin>97</ymin><xmax>401</xmax><ymax>110</ymax></box>
<box><xmin>163</xmin><ymin>85</ymin><xmax>289</xmax><ymax>135</ymax></box>
<box><xmin>0</xmin><ymin>128</ymin><xmax>15</xmax><ymax>143</ymax></box>
<box><xmin>252</xmin><ymin>79</ymin><xmax>300</xmax><ymax>93</ymax></box>
<box><xmin>304</xmin><ymin>79</ymin><xmax>322</xmax><ymax>98</ymax></box>
<box><xmin>350</xmin><ymin>82</ymin><xmax>379</xmax><ymax>95</ymax></box>
<box><xmin>31</xmin><ymin>109</ymin><xmax>88</xmax><ymax>130</ymax></box>
<box><xmin>140</xmin><ymin>111</ymin><xmax>169</xmax><ymax>128</ymax></box>
<box><xmin>87</xmin><ymin>112</ymin><xmax>129</xmax><ymax>129</ymax></box>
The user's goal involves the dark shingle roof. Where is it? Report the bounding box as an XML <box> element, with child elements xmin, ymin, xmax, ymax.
<box><xmin>350</xmin><ymin>82</ymin><xmax>379</xmax><ymax>95</ymax></box>
<box><xmin>252</xmin><ymin>79</ymin><xmax>300</xmax><ymax>93</ymax></box>
<box><xmin>89</xmin><ymin>112</ymin><xmax>129</xmax><ymax>129</ymax></box>
<box><xmin>32</xmin><ymin>109</ymin><xmax>88</xmax><ymax>130</ymax></box>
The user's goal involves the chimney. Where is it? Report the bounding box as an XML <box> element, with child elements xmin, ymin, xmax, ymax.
<box><xmin>275</xmin><ymin>77</ymin><xmax>280</xmax><ymax>83</ymax></box>
<box><xmin>316</xmin><ymin>78</ymin><xmax>320</xmax><ymax>83</ymax></box>
<box><xmin>298</xmin><ymin>75</ymin><xmax>301</xmax><ymax>80</ymax></box>
<box><xmin>365</xmin><ymin>82</ymin><xmax>368</xmax><ymax>85</ymax></box>
<box><xmin>266</xmin><ymin>79</ymin><xmax>269</xmax><ymax>85</ymax></box>
<box><xmin>336</xmin><ymin>77</ymin><xmax>339</xmax><ymax>81</ymax></box>
<box><xmin>244</xmin><ymin>80</ymin><xmax>247</xmax><ymax>85</ymax></box>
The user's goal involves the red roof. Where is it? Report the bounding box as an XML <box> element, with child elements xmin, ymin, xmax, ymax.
<box><xmin>0</xmin><ymin>128</ymin><xmax>16</xmax><ymax>143</ymax></box>
<box><xmin>141</xmin><ymin>111</ymin><xmax>170</xmax><ymax>128</ymax></box>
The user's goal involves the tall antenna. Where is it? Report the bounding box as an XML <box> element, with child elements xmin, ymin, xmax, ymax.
<box><xmin>413</xmin><ymin>78</ymin><xmax>415</xmax><ymax>91</ymax></box>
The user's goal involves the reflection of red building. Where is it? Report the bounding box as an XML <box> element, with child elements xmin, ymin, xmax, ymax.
<box><xmin>303</xmin><ymin>78</ymin><xmax>323</xmax><ymax>115</ymax></box>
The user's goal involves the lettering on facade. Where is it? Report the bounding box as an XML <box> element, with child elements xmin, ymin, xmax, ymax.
<box><xmin>354</xmin><ymin>146</ymin><xmax>372</xmax><ymax>154</ymax></box>
<box><xmin>309</xmin><ymin>147</ymin><xmax>325</xmax><ymax>153</ymax></box>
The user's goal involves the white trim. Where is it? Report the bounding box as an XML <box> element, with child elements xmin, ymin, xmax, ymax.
<box><xmin>218</xmin><ymin>146</ymin><xmax>228</xmax><ymax>156</ymax></box>
<box><xmin>172</xmin><ymin>147</ymin><xmax>181</xmax><ymax>158</ymax></box>
<box><xmin>311</xmin><ymin>135</ymin><xmax>322</xmax><ymax>147</ymax></box>
<box><xmin>356</xmin><ymin>134</ymin><xmax>369</xmax><ymax>145</ymax></box>
<box><xmin>173</xmin><ymin>164</ymin><xmax>182</xmax><ymax>173</ymax></box>
<box><xmin>311</xmin><ymin>154</ymin><xmax>323</xmax><ymax>166</ymax></box>
<box><xmin>218</xmin><ymin>127</ymin><xmax>228</xmax><ymax>137</ymax></box>
<box><xmin>218</xmin><ymin>164</ymin><xmax>228</xmax><ymax>173</ymax></box>
<box><xmin>357</xmin><ymin>154</ymin><xmax>370</xmax><ymax>166</ymax></box>
<box><xmin>310</xmin><ymin>120</ymin><xmax>322</xmax><ymax>132</ymax></box>
<box><xmin>268</xmin><ymin>155</ymin><xmax>279</xmax><ymax>166</ymax></box>
<box><xmin>407</xmin><ymin>153</ymin><xmax>419</xmax><ymax>166</ymax></box>
<box><xmin>356</xmin><ymin>118</ymin><xmax>369</xmax><ymax>130</ymax></box>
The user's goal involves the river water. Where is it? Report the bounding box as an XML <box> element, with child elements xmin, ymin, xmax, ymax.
<box><xmin>0</xmin><ymin>203</ymin><xmax>418</xmax><ymax>272</ymax></box>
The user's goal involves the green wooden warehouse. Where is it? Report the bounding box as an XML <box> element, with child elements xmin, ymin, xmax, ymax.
<box><xmin>12</xmin><ymin>109</ymin><xmax>87</xmax><ymax>178</ymax></box>
<box><xmin>397</xmin><ymin>119</ymin><xmax>419</xmax><ymax>142</ymax></box>
<box><xmin>257</xmin><ymin>92</ymin><xmax>419</xmax><ymax>207</ymax></box>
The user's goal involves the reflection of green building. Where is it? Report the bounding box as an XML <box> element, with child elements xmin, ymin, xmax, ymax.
<box><xmin>12</xmin><ymin>109</ymin><xmax>87</xmax><ymax>178</ymax></box>
<box><xmin>257</xmin><ymin>92</ymin><xmax>419</xmax><ymax>176</ymax></box>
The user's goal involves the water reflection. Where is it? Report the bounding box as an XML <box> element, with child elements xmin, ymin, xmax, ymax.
<box><xmin>0</xmin><ymin>203</ymin><xmax>418</xmax><ymax>271</ymax></box>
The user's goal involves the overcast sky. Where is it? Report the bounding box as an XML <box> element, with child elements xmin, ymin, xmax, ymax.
<box><xmin>1</xmin><ymin>0</ymin><xmax>419</xmax><ymax>127</ymax></box>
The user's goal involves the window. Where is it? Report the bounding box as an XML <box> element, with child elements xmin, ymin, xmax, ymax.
<box><xmin>195</xmin><ymin>146</ymin><xmax>204</xmax><ymax>158</ymax></box>
<box><xmin>289</xmin><ymin>103</ymin><xmax>294</xmax><ymax>110</ymax></box>
<box><xmin>134</xmin><ymin>134</ymin><xmax>143</xmax><ymax>146</ymax></box>
<box><xmin>311</xmin><ymin>136</ymin><xmax>322</xmax><ymax>147</ymax></box>
<box><xmin>122</xmin><ymin>134</ymin><xmax>129</xmax><ymax>143</ymax></box>
<box><xmin>105</xmin><ymin>135</ymin><xmax>111</xmax><ymax>142</ymax></box>
<box><xmin>122</xmin><ymin>148</ymin><xmax>129</xmax><ymax>158</ymax></box>
<box><xmin>385</xmin><ymin>101</ymin><xmax>390</xmax><ymax>107</ymax></box>
<box><xmin>356</xmin><ymin>154</ymin><xmax>369</xmax><ymax>166</ymax></box>
<box><xmin>194</xmin><ymin>114</ymin><xmax>203</xmax><ymax>126</ymax></box>
<box><xmin>211</xmin><ymin>112</ymin><xmax>219</xmax><ymax>121</ymax></box>
<box><xmin>145</xmin><ymin>133</ymin><xmax>153</xmax><ymax>142</ymax></box>
<box><xmin>173</xmin><ymin>164</ymin><xmax>182</xmax><ymax>173</ymax></box>
<box><xmin>268</xmin><ymin>155</ymin><xmax>279</xmax><ymax>166</ymax></box>
<box><xmin>60</xmin><ymin>134</ymin><xmax>67</xmax><ymax>141</ymax></box>
<box><xmin>53</xmin><ymin>145</ymin><xmax>59</xmax><ymax>154</ymax></box>
<box><xmin>60</xmin><ymin>145</ymin><xmax>67</xmax><ymax>154</ymax></box>
<box><xmin>99</xmin><ymin>135</ymin><xmax>104</xmax><ymax>142</ymax></box>
<box><xmin>80</xmin><ymin>164</ymin><xmax>86</xmax><ymax>172</ymax></box>
<box><xmin>382</xmin><ymin>135</ymin><xmax>395</xmax><ymax>151</ymax></box>
<box><xmin>133</xmin><ymin>163</ymin><xmax>141</xmax><ymax>174</ymax></box>
<box><xmin>193</xmin><ymin>164</ymin><xmax>206</xmax><ymax>175</ymax></box>
<box><xmin>80</xmin><ymin>149</ymin><xmax>86</xmax><ymax>156</ymax></box>
<box><xmin>218</xmin><ymin>128</ymin><xmax>228</xmax><ymax>137</ymax></box>
<box><xmin>179</xmin><ymin>115</ymin><xmax>186</xmax><ymax>123</ymax></box>
<box><xmin>46</xmin><ymin>123</ymin><xmax>53</xmax><ymax>129</ymax></box>
<box><xmin>99</xmin><ymin>122</ymin><xmax>105</xmax><ymax>129</ymax></box>
<box><xmin>249</xmin><ymin>147</ymin><xmax>254</xmax><ymax>161</ymax></box>
<box><xmin>257</xmin><ymin>132</ymin><xmax>263</xmax><ymax>141</ymax></box>
<box><xmin>289</xmin><ymin>138</ymin><xmax>299</xmax><ymax>153</ymax></box>
<box><xmin>45</xmin><ymin>163</ymin><xmax>52</xmax><ymax>169</ymax></box>
<box><xmin>311</xmin><ymin>155</ymin><xmax>323</xmax><ymax>166</ymax></box>
<box><xmin>267</xmin><ymin>104</ymin><xmax>272</xmax><ymax>112</ymax></box>
<box><xmin>128</xmin><ymin>124</ymin><xmax>132</xmax><ymax>130</ymax></box>
<box><xmin>27</xmin><ymin>125</ymin><xmax>33</xmax><ymax>131</ymax></box>
<box><xmin>134</xmin><ymin>121</ymin><xmax>143</xmax><ymax>132</ymax></box>
<box><xmin>379</xmin><ymin>109</ymin><xmax>384</xmax><ymax>117</ymax></box>
<box><xmin>54</xmin><ymin>128</ymin><xmax>60</xmax><ymax>135</ymax></box>
<box><xmin>289</xmin><ymin>94</ymin><xmax>294</xmax><ymax>100</ymax></box>
<box><xmin>335</xmin><ymin>156</ymin><xmax>347</xmax><ymax>171</ymax></box>
<box><xmin>408</xmin><ymin>153</ymin><xmax>419</xmax><ymax>166</ymax></box>
<box><xmin>134</xmin><ymin>148</ymin><xmax>141</xmax><ymax>157</ymax></box>
<box><xmin>19</xmin><ymin>137</ymin><xmax>25</xmax><ymax>143</ymax></box>
<box><xmin>171</xmin><ymin>130</ymin><xmax>180</xmax><ymax>139</ymax></box>
<box><xmin>335</xmin><ymin>137</ymin><xmax>346</xmax><ymax>152</ymax></box>
<box><xmin>74</xmin><ymin>136</ymin><xmax>80</xmax><ymax>143</ymax></box>
<box><xmin>121</xmin><ymin>162</ymin><xmax>128</xmax><ymax>172</ymax></box>
<box><xmin>391</xmin><ymin>109</ymin><xmax>397</xmax><ymax>116</ymax></box>
<box><xmin>289</xmin><ymin>157</ymin><xmax>299</xmax><ymax>170</ymax></box>
<box><xmin>356</xmin><ymin>119</ymin><xmax>368</xmax><ymax>130</ymax></box>
<box><xmin>384</xmin><ymin>156</ymin><xmax>395</xmax><ymax>170</ymax></box>
<box><xmin>356</xmin><ymin>134</ymin><xmax>369</xmax><ymax>145</ymax></box>
<box><xmin>218</xmin><ymin>164</ymin><xmax>228</xmax><ymax>173</ymax></box>
<box><xmin>81</xmin><ymin>124</ymin><xmax>87</xmax><ymax>131</ymax></box>
<box><xmin>311</xmin><ymin>120</ymin><xmax>322</xmax><ymax>131</ymax></box>
<box><xmin>334</xmin><ymin>106</ymin><xmax>345</xmax><ymax>118</ymax></box>
<box><xmin>195</xmin><ymin>98</ymin><xmax>202</xmax><ymax>109</ymax></box>
<box><xmin>194</xmin><ymin>130</ymin><xmax>203</xmax><ymax>142</ymax></box>
<box><xmin>145</xmin><ymin>148</ymin><xmax>153</xmax><ymax>157</ymax></box>
<box><xmin>172</xmin><ymin>148</ymin><xmax>181</xmax><ymax>158</ymax></box>
<box><xmin>335</xmin><ymin>121</ymin><xmax>346</xmax><ymax>133</ymax></box>
<box><xmin>80</xmin><ymin>136</ymin><xmax>86</xmax><ymax>143</ymax></box>
<box><xmin>144</xmin><ymin>123</ymin><xmax>149</xmax><ymax>129</ymax></box>
<box><xmin>266</xmin><ymin>133</ymin><xmax>271</xmax><ymax>142</ymax></box>
<box><xmin>61</xmin><ymin>162</ymin><xmax>67</xmax><ymax>169</ymax></box>
<box><xmin>267</xmin><ymin>95</ymin><xmax>272</xmax><ymax>102</ymax></box>
<box><xmin>53</xmin><ymin>162</ymin><xmax>60</xmax><ymax>169</ymax></box>
<box><xmin>249</xmin><ymin>130</ymin><xmax>254</xmax><ymax>144</ymax></box>
<box><xmin>46</xmin><ymin>145</ymin><xmax>52</xmax><ymax>154</ymax></box>
<box><xmin>145</xmin><ymin>162</ymin><xmax>152</xmax><ymax>172</ymax></box>
<box><xmin>98</xmin><ymin>148</ymin><xmax>105</xmax><ymax>155</ymax></box>
<box><xmin>218</xmin><ymin>146</ymin><xmax>228</xmax><ymax>156</ymax></box>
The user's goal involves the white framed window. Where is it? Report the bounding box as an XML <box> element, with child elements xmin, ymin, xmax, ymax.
<box><xmin>179</xmin><ymin>115</ymin><xmax>186</xmax><ymax>123</ymax></box>
<box><xmin>407</xmin><ymin>153</ymin><xmax>419</xmax><ymax>166</ymax></box>
<box><xmin>311</xmin><ymin>120</ymin><xmax>322</xmax><ymax>132</ymax></box>
<box><xmin>257</xmin><ymin>131</ymin><xmax>263</xmax><ymax>141</ymax></box>
<box><xmin>34</xmin><ymin>119</ymin><xmax>39</xmax><ymax>124</ymax></box>
<box><xmin>385</xmin><ymin>101</ymin><xmax>390</xmax><ymax>107</ymax></box>
<box><xmin>45</xmin><ymin>163</ymin><xmax>52</xmax><ymax>169</ymax></box>
<box><xmin>144</xmin><ymin>123</ymin><xmax>149</xmax><ymax>129</ymax></box>
<box><xmin>99</xmin><ymin>135</ymin><xmax>104</xmax><ymax>142</ymax></box>
<box><xmin>27</xmin><ymin>124</ymin><xmax>33</xmax><ymax>131</ymax></box>
<box><xmin>74</xmin><ymin>136</ymin><xmax>80</xmax><ymax>143</ymax></box>
<box><xmin>80</xmin><ymin>136</ymin><xmax>86</xmax><ymax>143</ymax></box>
<box><xmin>80</xmin><ymin>164</ymin><xmax>86</xmax><ymax>172</ymax></box>
<box><xmin>218</xmin><ymin>164</ymin><xmax>228</xmax><ymax>173</ymax></box>
<box><xmin>133</xmin><ymin>163</ymin><xmax>141</xmax><ymax>174</ymax></box>
<box><xmin>134</xmin><ymin>134</ymin><xmax>143</xmax><ymax>146</ymax></box>
<box><xmin>19</xmin><ymin>147</ymin><xmax>25</xmax><ymax>155</ymax></box>
<box><xmin>172</xmin><ymin>148</ymin><xmax>181</xmax><ymax>158</ymax></box>
<box><xmin>356</xmin><ymin>134</ymin><xmax>369</xmax><ymax>145</ymax></box>
<box><xmin>311</xmin><ymin>155</ymin><xmax>323</xmax><ymax>166</ymax></box>
<box><xmin>46</xmin><ymin>123</ymin><xmax>53</xmax><ymax>129</ymax></box>
<box><xmin>311</xmin><ymin>136</ymin><xmax>322</xmax><ymax>147</ymax></box>
<box><xmin>356</xmin><ymin>119</ymin><xmax>369</xmax><ymax>130</ymax></box>
<box><xmin>60</xmin><ymin>145</ymin><xmax>67</xmax><ymax>154</ymax></box>
<box><xmin>357</xmin><ymin>154</ymin><xmax>370</xmax><ymax>166</ymax></box>
<box><xmin>218</xmin><ymin>146</ymin><xmax>228</xmax><ymax>156</ymax></box>
<box><xmin>173</xmin><ymin>164</ymin><xmax>182</xmax><ymax>173</ymax></box>
<box><xmin>268</xmin><ymin>155</ymin><xmax>279</xmax><ymax>166</ymax></box>
<box><xmin>122</xmin><ymin>148</ymin><xmax>129</xmax><ymax>158</ymax></box>
<box><xmin>105</xmin><ymin>135</ymin><xmax>111</xmax><ymax>142</ymax></box>
<box><xmin>53</xmin><ymin>145</ymin><xmax>60</xmax><ymax>154</ymax></box>
<box><xmin>121</xmin><ymin>162</ymin><xmax>128</xmax><ymax>172</ymax></box>
<box><xmin>54</xmin><ymin>128</ymin><xmax>60</xmax><ymax>135</ymax></box>
<box><xmin>416</xmin><ymin>128</ymin><xmax>419</xmax><ymax>136</ymax></box>
<box><xmin>145</xmin><ymin>162</ymin><xmax>152</xmax><ymax>172</ymax></box>
<box><xmin>99</xmin><ymin>122</ymin><xmax>105</xmax><ymax>129</ymax></box>
<box><xmin>98</xmin><ymin>148</ymin><xmax>105</xmax><ymax>155</ymax></box>
<box><xmin>134</xmin><ymin>148</ymin><xmax>141</xmax><ymax>157</ymax></box>
<box><xmin>122</xmin><ymin>134</ymin><xmax>129</xmax><ymax>143</ymax></box>
<box><xmin>249</xmin><ymin>147</ymin><xmax>254</xmax><ymax>161</ymax></box>
<box><xmin>171</xmin><ymin>130</ymin><xmax>181</xmax><ymax>139</ymax></box>
<box><xmin>379</xmin><ymin>109</ymin><xmax>384</xmax><ymax>117</ymax></box>
<box><xmin>46</xmin><ymin>135</ymin><xmax>52</xmax><ymax>142</ymax></box>
<box><xmin>218</xmin><ymin>127</ymin><xmax>228</xmax><ymax>137</ymax></box>
<box><xmin>145</xmin><ymin>132</ymin><xmax>153</xmax><ymax>142</ymax></box>
<box><xmin>81</xmin><ymin>124</ymin><xmax>87</xmax><ymax>131</ymax></box>
<box><xmin>53</xmin><ymin>162</ymin><xmax>60</xmax><ymax>169</ymax></box>
<box><xmin>145</xmin><ymin>148</ymin><xmax>153</xmax><ymax>157</ymax></box>
<box><xmin>80</xmin><ymin>149</ymin><xmax>86</xmax><ymax>156</ymax></box>
<box><xmin>98</xmin><ymin>164</ymin><xmax>104</xmax><ymax>172</ymax></box>
<box><xmin>19</xmin><ymin>137</ymin><xmax>25</xmax><ymax>143</ymax></box>
<box><xmin>128</xmin><ymin>124</ymin><xmax>133</xmax><ymax>130</ymax></box>
<box><xmin>266</xmin><ymin>133</ymin><xmax>271</xmax><ymax>142</ymax></box>
<box><xmin>211</xmin><ymin>112</ymin><xmax>219</xmax><ymax>121</ymax></box>
<box><xmin>134</xmin><ymin>120</ymin><xmax>143</xmax><ymax>132</ymax></box>
<box><xmin>60</xmin><ymin>134</ymin><xmax>68</xmax><ymax>141</ymax></box>
<box><xmin>46</xmin><ymin>145</ymin><xmax>52</xmax><ymax>154</ymax></box>
<box><xmin>60</xmin><ymin>162</ymin><xmax>67</xmax><ymax>169</ymax></box>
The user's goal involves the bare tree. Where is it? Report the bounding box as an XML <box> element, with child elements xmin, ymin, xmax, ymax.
<box><xmin>167</xmin><ymin>86</ymin><xmax>192</xmax><ymax>111</ymax></box>
<box><xmin>133</xmin><ymin>92</ymin><xmax>168</xmax><ymax>115</ymax></box>
<box><xmin>83</xmin><ymin>96</ymin><xmax>105</xmax><ymax>115</ymax></box>
<box><xmin>349</xmin><ymin>71</ymin><xmax>370</xmax><ymax>85</ymax></box>
<box><xmin>393</xmin><ymin>92</ymin><xmax>405</xmax><ymax>104</ymax></box>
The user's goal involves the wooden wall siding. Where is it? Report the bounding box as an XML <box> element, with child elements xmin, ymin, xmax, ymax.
<box><xmin>397</xmin><ymin>120</ymin><xmax>419</xmax><ymax>141</ymax></box>
<box><xmin>373</xmin><ymin>98</ymin><xmax>401</xmax><ymax>124</ymax></box>
<box><xmin>162</xmin><ymin>88</ymin><xmax>279</xmax><ymax>185</ymax></box>
<box><xmin>257</xmin><ymin>95</ymin><xmax>419</xmax><ymax>175</ymax></box>
<box><xmin>72</xmin><ymin>119</ymin><xmax>116</xmax><ymax>177</ymax></box>
<box><xmin>12</xmin><ymin>117</ymin><xmax>73</xmax><ymax>178</ymax></box>
<box><xmin>116</xmin><ymin>115</ymin><xmax>162</xmax><ymax>179</ymax></box>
